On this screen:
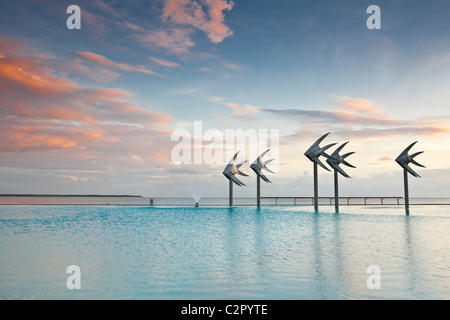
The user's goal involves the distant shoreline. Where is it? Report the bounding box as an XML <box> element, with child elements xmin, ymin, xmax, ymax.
<box><xmin>0</xmin><ymin>194</ymin><xmax>142</xmax><ymax>197</ymax></box>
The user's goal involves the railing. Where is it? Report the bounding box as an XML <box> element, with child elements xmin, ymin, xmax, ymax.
<box><xmin>260</xmin><ymin>196</ymin><xmax>403</xmax><ymax>206</ymax></box>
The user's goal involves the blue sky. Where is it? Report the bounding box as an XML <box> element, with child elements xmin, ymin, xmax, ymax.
<box><xmin>0</xmin><ymin>0</ymin><xmax>449</xmax><ymax>198</ymax></box>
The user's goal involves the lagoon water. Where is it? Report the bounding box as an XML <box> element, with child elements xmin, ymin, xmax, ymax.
<box><xmin>0</xmin><ymin>201</ymin><xmax>449</xmax><ymax>299</ymax></box>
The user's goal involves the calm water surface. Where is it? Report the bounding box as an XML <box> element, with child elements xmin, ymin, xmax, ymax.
<box><xmin>0</xmin><ymin>204</ymin><xmax>449</xmax><ymax>299</ymax></box>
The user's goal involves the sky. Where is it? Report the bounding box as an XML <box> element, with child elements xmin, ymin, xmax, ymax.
<box><xmin>1</xmin><ymin>0</ymin><xmax>450</xmax><ymax>199</ymax></box>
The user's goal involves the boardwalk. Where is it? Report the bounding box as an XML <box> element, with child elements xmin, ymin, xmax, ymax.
<box><xmin>261</xmin><ymin>196</ymin><xmax>403</xmax><ymax>206</ymax></box>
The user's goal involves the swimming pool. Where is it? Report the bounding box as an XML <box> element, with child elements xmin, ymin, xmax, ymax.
<box><xmin>0</xmin><ymin>205</ymin><xmax>449</xmax><ymax>299</ymax></box>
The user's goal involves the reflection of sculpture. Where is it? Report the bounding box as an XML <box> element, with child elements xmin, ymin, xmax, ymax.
<box><xmin>326</xmin><ymin>142</ymin><xmax>355</xmax><ymax>211</ymax></box>
<box><xmin>223</xmin><ymin>151</ymin><xmax>248</xmax><ymax>207</ymax></box>
<box><xmin>304</xmin><ymin>133</ymin><xmax>337</xmax><ymax>211</ymax></box>
<box><xmin>250</xmin><ymin>149</ymin><xmax>275</xmax><ymax>207</ymax></box>
<box><xmin>395</xmin><ymin>141</ymin><xmax>425</xmax><ymax>214</ymax></box>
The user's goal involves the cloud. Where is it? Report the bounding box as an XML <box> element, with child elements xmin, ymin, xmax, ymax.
<box><xmin>137</xmin><ymin>28</ymin><xmax>195</xmax><ymax>55</ymax></box>
<box><xmin>197</xmin><ymin>60</ymin><xmax>243</xmax><ymax>75</ymax></box>
<box><xmin>75</xmin><ymin>51</ymin><xmax>161</xmax><ymax>76</ymax></box>
<box><xmin>0</xmin><ymin>34</ymin><xmax>36</xmax><ymax>56</ymax></box>
<box><xmin>71</xmin><ymin>0</ymin><xmax>146</xmax><ymax>39</ymax></box>
<box><xmin>149</xmin><ymin>56</ymin><xmax>183</xmax><ymax>68</ymax></box>
<box><xmin>129</xmin><ymin>153</ymin><xmax>146</xmax><ymax>164</ymax></box>
<box><xmin>225</xmin><ymin>103</ymin><xmax>259</xmax><ymax>115</ymax></box>
<box><xmin>220</xmin><ymin>61</ymin><xmax>242</xmax><ymax>70</ymax></box>
<box><xmin>0</xmin><ymin>37</ymin><xmax>125</xmax><ymax>84</ymax></box>
<box><xmin>331</xmin><ymin>95</ymin><xmax>385</xmax><ymax>116</ymax></box>
<box><xmin>209</xmin><ymin>96</ymin><xmax>223</xmax><ymax>103</ymax></box>
<box><xmin>57</xmin><ymin>58</ymin><xmax>122</xmax><ymax>83</ymax></box>
<box><xmin>136</xmin><ymin>0</ymin><xmax>234</xmax><ymax>56</ymax></box>
<box><xmin>0</xmin><ymin>57</ymin><xmax>82</xmax><ymax>96</ymax></box>
<box><xmin>263</xmin><ymin>95</ymin><xmax>450</xmax><ymax>142</ymax></box>
<box><xmin>426</xmin><ymin>51</ymin><xmax>450</xmax><ymax>70</ymax></box>
<box><xmin>162</xmin><ymin>0</ymin><xmax>234</xmax><ymax>44</ymax></box>
<box><xmin>197</xmin><ymin>66</ymin><xmax>222</xmax><ymax>75</ymax></box>
<box><xmin>0</xmin><ymin>35</ymin><xmax>173</xmax><ymax>168</ymax></box>
<box><xmin>209</xmin><ymin>96</ymin><xmax>260</xmax><ymax>116</ymax></box>
<box><xmin>55</xmin><ymin>1</ymin><xmax>234</xmax><ymax>57</ymax></box>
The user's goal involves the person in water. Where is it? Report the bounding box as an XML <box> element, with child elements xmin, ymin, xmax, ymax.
<box><xmin>195</xmin><ymin>202</ymin><xmax>199</xmax><ymax>208</ymax></box>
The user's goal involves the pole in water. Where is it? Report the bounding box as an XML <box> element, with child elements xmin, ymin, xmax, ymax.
<box><xmin>250</xmin><ymin>149</ymin><xmax>275</xmax><ymax>208</ymax></box>
<box><xmin>313</xmin><ymin>162</ymin><xmax>318</xmax><ymax>212</ymax></box>
<box><xmin>257</xmin><ymin>175</ymin><xmax>261</xmax><ymax>207</ymax></box>
<box><xmin>403</xmin><ymin>168</ymin><xmax>409</xmax><ymax>215</ymax></box>
<box><xmin>229</xmin><ymin>178</ymin><xmax>233</xmax><ymax>207</ymax></box>
<box><xmin>395</xmin><ymin>141</ymin><xmax>425</xmax><ymax>215</ymax></box>
<box><xmin>222</xmin><ymin>151</ymin><xmax>248</xmax><ymax>208</ymax></box>
<box><xmin>334</xmin><ymin>169</ymin><xmax>339</xmax><ymax>212</ymax></box>
<box><xmin>304</xmin><ymin>133</ymin><xmax>336</xmax><ymax>213</ymax></box>
<box><xmin>325</xmin><ymin>141</ymin><xmax>356</xmax><ymax>213</ymax></box>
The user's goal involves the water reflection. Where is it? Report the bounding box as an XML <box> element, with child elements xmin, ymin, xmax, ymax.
<box><xmin>311</xmin><ymin>213</ymin><xmax>327</xmax><ymax>297</ymax></box>
<box><xmin>253</xmin><ymin>208</ymin><xmax>266</xmax><ymax>273</ymax></box>
<box><xmin>310</xmin><ymin>212</ymin><xmax>350</xmax><ymax>299</ymax></box>
<box><xmin>1</xmin><ymin>205</ymin><xmax>450</xmax><ymax>299</ymax></box>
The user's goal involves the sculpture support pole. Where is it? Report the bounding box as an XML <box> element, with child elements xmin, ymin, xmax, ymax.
<box><xmin>229</xmin><ymin>179</ymin><xmax>233</xmax><ymax>207</ymax></box>
<box><xmin>314</xmin><ymin>162</ymin><xmax>318</xmax><ymax>212</ymax></box>
<box><xmin>257</xmin><ymin>175</ymin><xmax>261</xmax><ymax>207</ymax></box>
<box><xmin>334</xmin><ymin>169</ymin><xmax>339</xmax><ymax>212</ymax></box>
<box><xmin>403</xmin><ymin>168</ymin><xmax>409</xmax><ymax>215</ymax></box>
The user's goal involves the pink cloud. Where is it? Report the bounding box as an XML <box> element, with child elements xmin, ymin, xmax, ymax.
<box><xmin>210</xmin><ymin>96</ymin><xmax>260</xmax><ymax>116</ymax></box>
<box><xmin>76</xmin><ymin>51</ymin><xmax>161</xmax><ymax>76</ymax></box>
<box><xmin>60</xmin><ymin>1</ymin><xmax>234</xmax><ymax>57</ymax></box>
<box><xmin>0</xmin><ymin>35</ymin><xmax>173</xmax><ymax>167</ymax></box>
<box><xmin>225</xmin><ymin>102</ymin><xmax>260</xmax><ymax>115</ymax></box>
<box><xmin>0</xmin><ymin>34</ymin><xmax>36</xmax><ymax>56</ymax></box>
<box><xmin>137</xmin><ymin>28</ymin><xmax>195</xmax><ymax>55</ymax></box>
<box><xmin>162</xmin><ymin>0</ymin><xmax>234</xmax><ymax>44</ymax></box>
<box><xmin>57</xmin><ymin>58</ymin><xmax>122</xmax><ymax>83</ymax></box>
<box><xmin>331</xmin><ymin>95</ymin><xmax>385</xmax><ymax>117</ymax></box>
<box><xmin>0</xmin><ymin>56</ymin><xmax>82</xmax><ymax>95</ymax></box>
<box><xmin>264</xmin><ymin>94</ymin><xmax>450</xmax><ymax>143</ymax></box>
<box><xmin>149</xmin><ymin>56</ymin><xmax>182</xmax><ymax>68</ymax></box>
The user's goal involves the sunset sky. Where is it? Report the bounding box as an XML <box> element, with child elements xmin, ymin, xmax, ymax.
<box><xmin>1</xmin><ymin>0</ymin><xmax>450</xmax><ymax>198</ymax></box>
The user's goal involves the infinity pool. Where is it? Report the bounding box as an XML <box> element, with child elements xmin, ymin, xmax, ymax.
<box><xmin>0</xmin><ymin>205</ymin><xmax>449</xmax><ymax>299</ymax></box>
